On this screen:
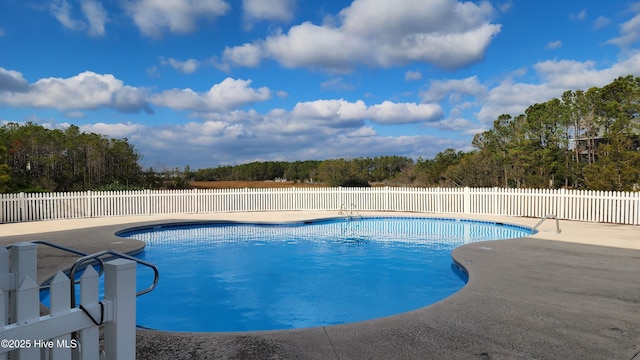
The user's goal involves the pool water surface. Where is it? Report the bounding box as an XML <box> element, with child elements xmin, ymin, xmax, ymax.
<box><xmin>119</xmin><ymin>217</ymin><xmax>532</xmax><ymax>332</ymax></box>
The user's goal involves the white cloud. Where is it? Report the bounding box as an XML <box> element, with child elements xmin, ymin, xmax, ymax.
<box><xmin>112</xmin><ymin>85</ymin><xmax>154</xmax><ymax>114</ymax></box>
<box><xmin>243</xmin><ymin>0</ymin><xmax>295</xmax><ymax>23</ymax></box>
<box><xmin>320</xmin><ymin>77</ymin><xmax>355</xmax><ymax>91</ymax></box>
<box><xmin>263</xmin><ymin>22</ymin><xmax>367</xmax><ymax>72</ymax></box>
<box><xmin>286</xmin><ymin>99</ymin><xmax>442</xmax><ymax>128</ymax></box>
<box><xmin>594</xmin><ymin>16</ymin><xmax>610</xmax><ymax>29</ymax></box>
<box><xmin>533</xmin><ymin>57</ymin><xmax>640</xmax><ymax>88</ymax></box>
<box><xmin>228</xmin><ymin>0</ymin><xmax>500</xmax><ymax>72</ymax></box>
<box><xmin>151</xmin><ymin>78</ymin><xmax>272</xmax><ymax>112</ymax></box>
<box><xmin>51</xmin><ymin>0</ymin><xmax>85</xmax><ymax>32</ymax></box>
<box><xmin>476</xmin><ymin>79</ymin><xmax>557</xmax><ymax>123</ymax></box>
<box><xmin>497</xmin><ymin>2</ymin><xmax>512</xmax><ymax>13</ymax></box>
<box><xmin>0</xmin><ymin>68</ymin><xmax>274</xmax><ymax>116</ymax></box>
<box><xmin>162</xmin><ymin>58</ymin><xmax>201</xmax><ymax>74</ymax></box>
<box><xmin>404</xmin><ymin>70</ymin><xmax>423</xmax><ymax>82</ymax></box>
<box><xmin>222</xmin><ymin>43</ymin><xmax>263</xmax><ymax>68</ymax></box>
<box><xmin>81</xmin><ymin>0</ymin><xmax>108</xmax><ymax>37</ymax></box>
<box><xmin>570</xmin><ymin>9</ymin><xmax>587</xmax><ymax>21</ymax></box>
<box><xmin>347</xmin><ymin>126</ymin><xmax>377</xmax><ymax>137</ymax></box>
<box><xmin>607</xmin><ymin>13</ymin><xmax>640</xmax><ymax>48</ymax></box>
<box><xmin>0</xmin><ymin>70</ymin><xmax>152</xmax><ymax>113</ymax></box>
<box><xmin>291</xmin><ymin>99</ymin><xmax>367</xmax><ymax>127</ymax></box>
<box><xmin>340</xmin><ymin>0</ymin><xmax>494</xmax><ymax>38</ymax></box>
<box><xmin>420</xmin><ymin>76</ymin><xmax>486</xmax><ymax>103</ymax></box>
<box><xmin>50</xmin><ymin>0</ymin><xmax>107</xmax><ymax>37</ymax></box>
<box><xmin>366</xmin><ymin>101</ymin><xmax>443</xmax><ymax>124</ymax></box>
<box><xmin>547</xmin><ymin>40</ymin><xmax>562</xmax><ymax>49</ymax></box>
<box><xmin>0</xmin><ymin>67</ymin><xmax>29</xmax><ymax>92</ymax></box>
<box><xmin>124</xmin><ymin>0</ymin><xmax>230</xmax><ymax>38</ymax></box>
<box><xmin>65</xmin><ymin>111</ymin><xmax>86</xmax><ymax>119</ymax></box>
<box><xmin>476</xmin><ymin>54</ymin><xmax>640</xmax><ymax>123</ymax></box>
<box><xmin>80</xmin><ymin>122</ymin><xmax>146</xmax><ymax>139</ymax></box>
<box><xmin>435</xmin><ymin>116</ymin><xmax>484</xmax><ymax>134</ymax></box>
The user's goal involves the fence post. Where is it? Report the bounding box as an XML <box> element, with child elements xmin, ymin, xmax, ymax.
<box><xmin>0</xmin><ymin>247</ymin><xmax>9</xmax><ymax>327</ymax></box>
<box><xmin>18</xmin><ymin>192</ymin><xmax>25</xmax><ymax>222</ymax></box>
<box><xmin>9</xmin><ymin>243</ymin><xmax>37</xmax><ymax>323</ymax></box>
<box><xmin>463</xmin><ymin>187</ymin><xmax>471</xmax><ymax>214</ymax></box>
<box><xmin>145</xmin><ymin>189</ymin><xmax>151</xmax><ymax>215</ymax></box>
<box><xmin>85</xmin><ymin>190</ymin><xmax>93</xmax><ymax>218</ymax></box>
<box><xmin>103</xmin><ymin>259</ymin><xmax>136</xmax><ymax>360</ymax></box>
<box><xmin>383</xmin><ymin>186</ymin><xmax>388</xmax><ymax>211</ymax></box>
<box><xmin>194</xmin><ymin>188</ymin><xmax>200</xmax><ymax>214</ymax></box>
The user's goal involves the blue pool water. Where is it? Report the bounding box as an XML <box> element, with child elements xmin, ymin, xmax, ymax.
<box><xmin>114</xmin><ymin>217</ymin><xmax>532</xmax><ymax>332</ymax></box>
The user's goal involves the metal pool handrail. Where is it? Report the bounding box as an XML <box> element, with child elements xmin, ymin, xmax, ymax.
<box><xmin>21</xmin><ymin>240</ymin><xmax>107</xmax><ymax>279</ymax></box>
<box><xmin>11</xmin><ymin>240</ymin><xmax>159</xmax><ymax>308</ymax></box>
<box><xmin>68</xmin><ymin>249</ymin><xmax>159</xmax><ymax>307</ymax></box>
<box><xmin>532</xmin><ymin>214</ymin><xmax>562</xmax><ymax>234</ymax></box>
<box><xmin>338</xmin><ymin>203</ymin><xmax>362</xmax><ymax>219</ymax></box>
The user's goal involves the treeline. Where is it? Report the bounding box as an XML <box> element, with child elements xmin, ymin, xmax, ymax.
<box><xmin>0</xmin><ymin>122</ymin><xmax>147</xmax><ymax>192</ymax></box>
<box><xmin>190</xmin><ymin>156</ymin><xmax>413</xmax><ymax>187</ymax></box>
<box><xmin>192</xmin><ymin>160</ymin><xmax>322</xmax><ymax>183</ymax></box>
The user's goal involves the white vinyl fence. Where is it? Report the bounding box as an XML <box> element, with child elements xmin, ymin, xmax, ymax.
<box><xmin>0</xmin><ymin>243</ymin><xmax>136</xmax><ymax>360</ymax></box>
<box><xmin>1</xmin><ymin>187</ymin><xmax>640</xmax><ymax>225</ymax></box>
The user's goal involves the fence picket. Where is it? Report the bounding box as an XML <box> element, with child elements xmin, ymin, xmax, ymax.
<box><xmin>49</xmin><ymin>272</ymin><xmax>72</xmax><ymax>360</ymax></box>
<box><xmin>15</xmin><ymin>276</ymin><xmax>40</xmax><ymax>359</ymax></box>
<box><xmin>79</xmin><ymin>266</ymin><xmax>100</xmax><ymax>360</ymax></box>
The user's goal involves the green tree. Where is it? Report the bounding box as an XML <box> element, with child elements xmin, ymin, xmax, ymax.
<box><xmin>0</xmin><ymin>122</ymin><xmax>144</xmax><ymax>192</ymax></box>
<box><xmin>317</xmin><ymin>159</ymin><xmax>368</xmax><ymax>187</ymax></box>
<box><xmin>583</xmin><ymin>133</ymin><xmax>640</xmax><ymax>191</ymax></box>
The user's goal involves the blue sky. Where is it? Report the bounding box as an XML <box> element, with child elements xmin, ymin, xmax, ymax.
<box><xmin>1</xmin><ymin>0</ymin><xmax>639</xmax><ymax>169</ymax></box>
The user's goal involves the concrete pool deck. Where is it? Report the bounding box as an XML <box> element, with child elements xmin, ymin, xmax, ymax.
<box><xmin>1</xmin><ymin>211</ymin><xmax>639</xmax><ymax>359</ymax></box>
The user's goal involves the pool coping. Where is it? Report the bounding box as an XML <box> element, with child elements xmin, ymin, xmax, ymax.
<box><xmin>1</xmin><ymin>211</ymin><xmax>640</xmax><ymax>359</ymax></box>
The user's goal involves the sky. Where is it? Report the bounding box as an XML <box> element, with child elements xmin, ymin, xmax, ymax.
<box><xmin>1</xmin><ymin>1</ymin><xmax>640</xmax><ymax>170</ymax></box>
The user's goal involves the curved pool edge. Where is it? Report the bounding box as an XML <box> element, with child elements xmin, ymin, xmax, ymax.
<box><xmin>122</xmin><ymin>215</ymin><xmax>527</xmax><ymax>332</ymax></box>
<box><xmin>113</xmin><ymin>216</ymin><xmax>348</xmax><ymax>237</ymax></box>
<box><xmin>114</xmin><ymin>214</ymin><xmax>535</xmax><ymax>238</ymax></box>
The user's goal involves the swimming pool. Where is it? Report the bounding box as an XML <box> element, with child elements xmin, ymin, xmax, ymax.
<box><xmin>117</xmin><ymin>216</ymin><xmax>532</xmax><ymax>332</ymax></box>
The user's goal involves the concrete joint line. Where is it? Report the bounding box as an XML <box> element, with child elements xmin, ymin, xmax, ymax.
<box><xmin>323</xmin><ymin>326</ymin><xmax>340</xmax><ymax>359</ymax></box>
